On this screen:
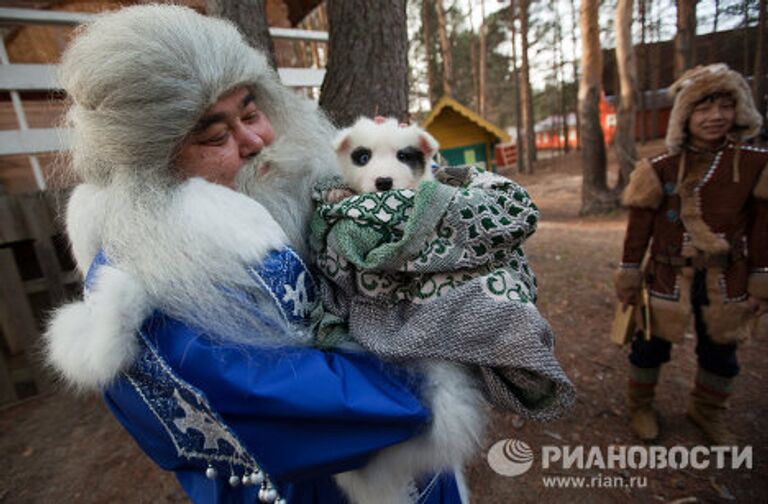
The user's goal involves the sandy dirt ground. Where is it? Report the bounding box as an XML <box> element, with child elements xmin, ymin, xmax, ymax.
<box><xmin>2</xmin><ymin>140</ymin><xmax>767</xmax><ymax>503</ymax></box>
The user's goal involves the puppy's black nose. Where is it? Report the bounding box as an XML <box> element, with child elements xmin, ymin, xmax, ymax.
<box><xmin>375</xmin><ymin>177</ymin><xmax>393</xmax><ymax>191</ymax></box>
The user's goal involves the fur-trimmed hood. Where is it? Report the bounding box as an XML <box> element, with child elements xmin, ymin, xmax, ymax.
<box><xmin>666</xmin><ymin>64</ymin><xmax>763</xmax><ymax>153</ymax></box>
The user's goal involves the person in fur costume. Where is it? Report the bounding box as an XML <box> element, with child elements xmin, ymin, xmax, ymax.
<box><xmin>615</xmin><ymin>63</ymin><xmax>768</xmax><ymax>443</ymax></box>
<box><xmin>43</xmin><ymin>5</ymin><xmax>481</xmax><ymax>503</ymax></box>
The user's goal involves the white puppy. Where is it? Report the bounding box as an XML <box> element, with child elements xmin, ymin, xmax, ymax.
<box><xmin>333</xmin><ymin>116</ymin><xmax>439</xmax><ymax>193</ymax></box>
<box><xmin>325</xmin><ymin>116</ymin><xmax>486</xmax><ymax>504</ymax></box>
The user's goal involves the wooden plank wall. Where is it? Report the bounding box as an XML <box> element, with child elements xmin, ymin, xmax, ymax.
<box><xmin>0</xmin><ymin>191</ymin><xmax>79</xmax><ymax>406</ymax></box>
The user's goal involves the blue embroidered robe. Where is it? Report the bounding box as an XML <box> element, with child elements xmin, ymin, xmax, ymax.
<box><xmin>86</xmin><ymin>249</ymin><xmax>463</xmax><ymax>503</ymax></box>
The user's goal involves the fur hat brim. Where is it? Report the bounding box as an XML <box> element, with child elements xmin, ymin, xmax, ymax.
<box><xmin>665</xmin><ymin>64</ymin><xmax>763</xmax><ymax>153</ymax></box>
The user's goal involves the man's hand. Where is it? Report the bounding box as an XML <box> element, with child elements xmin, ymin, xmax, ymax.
<box><xmin>748</xmin><ymin>296</ymin><xmax>768</xmax><ymax>318</ymax></box>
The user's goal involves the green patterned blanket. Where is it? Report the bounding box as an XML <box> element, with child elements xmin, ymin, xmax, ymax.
<box><xmin>309</xmin><ymin>167</ymin><xmax>575</xmax><ymax>421</ymax></box>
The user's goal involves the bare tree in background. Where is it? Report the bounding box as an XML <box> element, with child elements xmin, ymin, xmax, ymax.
<box><xmin>320</xmin><ymin>0</ymin><xmax>409</xmax><ymax>126</ymax></box>
<box><xmin>650</xmin><ymin>0</ymin><xmax>661</xmax><ymax>140</ymax></box>
<box><xmin>637</xmin><ymin>0</ymin><xmax>647</xmax><ymax>143</ymax></box>
<box><xmin>205</xmin><ymin>0</ymin><xmax>276</xmax><ymax>69</ymax></box>
<box><xmin>435</xmin><ymin>0</ymin><xmax>454</xmax><ymax>97</ymax></box>
<box><xmin>754</xmin><ymin>0</ymin><xmax>766</xmax><ymax>118</ymax></box>
<box><xmin>478</xmin><ymin>0</ymin><xmax>487</xmax><ymax>116</ymax></box>
<box><xmin>674</xmin><ymin>0</ymin><xmax>697</xmax><ymax>77</ymax></box>
<box><xmin>568</xmin><ymin>0</ymin><xmax>581</xmax><ymax>149</ymax></box>
<box><xmin>741</xmin><ymin>0</ymin><xmax>750</xmax><ymax>75</ymax></box>
<box><xmin>714</xmin><ymin>0</ymin><xmax>721</xmax><ymax>31</ymax></box>
<box><xmin>519</xmin><ymin>0</ymin><xmax>536</xmax><ymax>173</ymax></box>
<box><xmin>615</xmin><ymin>0</ymin><xmax>638</xmax><ymax>192</ymax></box>
<box><xmin>554</xmin><ymin>12</ymin><xmax>569</xmax><ymax>153</ymax></box>
<box><xmin>468</xmin><ymin>2</ymin><xmax>479</xmax><ymax>109</ymax></box>
<box><xmin>579</xmin><ymin>0</ymin><xmax>615</xmax><ymax>214</ymax></box>
<box><xmin>422</xmin><ymin>0</ymin><xmax>434</xmax><ymax>107</ymax></box>
<box><xmin>508</xmin><ymin>1</ymin><xmax>525</xmax><ymax>173</ymax></box>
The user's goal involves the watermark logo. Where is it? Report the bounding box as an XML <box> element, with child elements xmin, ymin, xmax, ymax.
<box><xmin>486</xmin><ymin>438</ymin><xmax>753</xmax><ymax>489</ymax></box>
<box><xmin>487</xmin><ymin>438</ymin><xmax>534</xmax><ymax>477</ymax></box>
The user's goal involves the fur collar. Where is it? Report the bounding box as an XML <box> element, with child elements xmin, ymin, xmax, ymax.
<box><xmin>47</xmin><ymin>178</ymin><xmax>289</xmax><ymax>391</ymax></box>
<box><xmin>66</xmin><ymin>178</ymin><xmax>288</xmax><ymax>273</ymax></box>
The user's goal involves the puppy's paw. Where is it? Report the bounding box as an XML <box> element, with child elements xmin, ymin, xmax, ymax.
<box><xmin>325</xmin><ymin>187</ymin><xmax>356</xmax><ymax>203</ymax></box>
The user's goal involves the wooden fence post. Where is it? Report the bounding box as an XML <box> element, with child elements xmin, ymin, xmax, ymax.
<box><xmin>20</xmin><ymin>195</ymin><xmax>65</xmax><ymax>305</ymax></box>
<box><xmin>0</xmin><ymin>247</ymin><xmax>38</xmax><ymax>355</ymax></box>
<box><xmin>0</xmin><ymin>344</ymin><xmax>18</xmax><ymax>404</ymax></box>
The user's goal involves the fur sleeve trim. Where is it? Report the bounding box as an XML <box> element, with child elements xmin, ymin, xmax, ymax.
<box><xmin>614</xmin><ymin>267</ymin><xmax>643</xmax><ymax>292</ymax></box>
<box><xmin>622</xmin><ymin>159</ymin><xmax>664</xmax><ymax>209</ymax></box>
<box><xmin>754</xmin><ymin>163</ymin><xmax>768</xmax><ymax>200</ymax></box>
<box><xmin>334</xmin><ymin>363</ymin><xmax>486</xmax><ymax>504</ymax></box>
<box><xmin>747</xmin><ymin>271</ymin><xmax>768</xmax><ymax>299</ymax></box>
<box><xmin>44</xmin><ymin>266</ymin><xmax>151</xmax><ymax>391</ymax></box>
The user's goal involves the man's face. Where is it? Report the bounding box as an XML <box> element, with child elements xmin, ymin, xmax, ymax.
<box><xmin>176</xmin><ymin>87</ymin><xmax>276</xmax><ymax>188</ymax></box>
<box><xmin>687</xmin><ymin>94</ymin><xmax>736</xmax><ymax>148</ymax></box>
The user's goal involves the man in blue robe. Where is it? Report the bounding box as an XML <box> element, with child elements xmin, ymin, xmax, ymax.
<box><xmin>44</xmin><ymin>5</ymin><xmax>471</xmax><ymax>503</ymax></box>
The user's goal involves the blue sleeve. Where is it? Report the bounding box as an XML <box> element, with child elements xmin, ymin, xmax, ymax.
<box><xmin>147</xmin><ymin>315</ymin><xmax>430</xmax><ymax>482</ymax></box>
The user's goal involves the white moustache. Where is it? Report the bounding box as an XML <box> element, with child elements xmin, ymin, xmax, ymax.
<box><xmin>235</xmin><ymin>137</ymin><xmax>306</xmax><ymax>193</ymax></box>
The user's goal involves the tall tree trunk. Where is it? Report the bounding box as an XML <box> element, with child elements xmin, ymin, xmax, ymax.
<box><xmin>556</xmin><ymin>15</ymin><xmax>570</xmax><ymax>153</ymax></box>
<box><xmin>519</xmin><ymin>0</ymin><xmax>536</xmax><ymax>173</ymax></box>
<box><xmin>615</xmin><ymin>0</ymin><xmax>638</xmax><ymax>192</ymax></box>
<box><xmin>741</xmin><ymin>0</ymin><xmax>750</xmax><ymax>75</ymax></box>
<box><xmin>637</xmin><ymin>0</ymin><xmax>647</xmax><ymax>143</ymax></box>
<box><xmin>320</xmin><ymin>0</ymin><xmax>409</xmax><ymax>126</ymax></box>
<box><xmin>435</xmin><ymin>0</ymin><xmax>454</xmax><ymax>97</ymax></box>
<box><xmin>743</xmin><ymin>0</ymin><xmax>750</xmax><ymax>75</ymax></box>
<box><xmin>754</xmin><ymin>0</ymin><xmax>766</xmax><ymax>118</ymax></box>
<box><xmin>650</xmin><ymin>0</ymin><xmax>660</xmax><ymax>139</ymax></box>
<box><xmin>674</xmin><ymin>0</ymin><xmax>696</xmax><ymax>78</ymax></box>
<box><xmin>206</xmin><ymin>0</ymin><xmax>276</xmax><ymax>69</ymax></box>
<box><xmin>568</xmin><ymin>0</ymin><xmax>581</xmax><ymax>150</ymax></box>
<box><xmin>479</xmin><ymin>0</ymin><xmax>487</xmax><ymax>117</ymax></box>
<box><xmin>579</xmin><ymin>0</ymin><xmax>615</xmax><ymax>214</ymax></box>
<box><xmin>713</xmin><ymin>0</ymin><xmax>720</xmax><ymax>31</ymax></box>
<box><xmin>468</xmin><ymin>2</ymin><xmax>479</xmax><ymax>110</ymax></box>
<box><xmin>422</xmin><ymin>0</ymin><xmax>434</xmax><ymax>107</ymax></box>
<box><xmin>509</xmin><ymin>2</ymin><xmax>525</xmax><ymax>173</ymax></box>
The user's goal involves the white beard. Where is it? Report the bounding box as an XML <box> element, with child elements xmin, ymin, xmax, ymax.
<box><xmin>66</xmin><ymin>175</ymin><xmax>314</xmax><ymax>348</ymax></box>
<box><xmin>237</xmin><ymin>134</ymin><xmax>339</xmax><ymax>262</ymax></box>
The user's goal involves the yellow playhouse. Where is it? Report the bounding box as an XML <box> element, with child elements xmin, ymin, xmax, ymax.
<box><xmin>421</xmin><ymin>96</ymin><xmax>510</xmax><ymax>172</ymax></box>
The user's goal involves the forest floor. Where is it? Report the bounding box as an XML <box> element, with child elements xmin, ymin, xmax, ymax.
<box><xmin>2</xmin><ymin>139</ymin><xmax>767</xmax><ymax>503</ymax></box>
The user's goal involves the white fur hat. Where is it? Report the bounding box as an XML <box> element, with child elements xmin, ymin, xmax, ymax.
<box><xmin>665</xmin><ymin>63</ymin><xmax>763</xmax><ymax>153</ymax></box>
<box><xmin>59</xmin><ymin>5</ymin><xmax>288</xmax><ymax>185</ymax></box>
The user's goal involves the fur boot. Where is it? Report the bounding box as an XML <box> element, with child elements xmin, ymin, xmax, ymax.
<box><xmin>628</xmin><ymin>365</ymin><xmax>660</xmax><ymax>441</ymax></box>
<box><xmin>687</xmin><ymin>368</ymin><xmax>736</xmax><ymax>445</ymax></box>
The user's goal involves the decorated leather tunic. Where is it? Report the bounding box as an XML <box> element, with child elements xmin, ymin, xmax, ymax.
<box><xmin>620</xmin><ymin>143</ymin><xmax>768</xmax><ymax>343</ymax></box>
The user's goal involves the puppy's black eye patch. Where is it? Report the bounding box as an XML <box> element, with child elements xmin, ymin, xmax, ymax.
<box><xmin>396</xmin><ymin>147</ymin><xmax>425</xmax><ymax>167</ymax></box>
<box><xmin>351</xmin><ymin>147</ymin><xmax>372</xmax><ymax>166</ymax></box>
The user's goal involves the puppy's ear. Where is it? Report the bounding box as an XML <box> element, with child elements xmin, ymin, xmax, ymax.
<box><xmin>417</xmin><ymin>130</ymin><xmax>440</xmax><ymax>159</ymax></box>
<box><xmin>333</xmin><ymin>128</ymin><xmax>352</xmax><ymax>154</ymax></box>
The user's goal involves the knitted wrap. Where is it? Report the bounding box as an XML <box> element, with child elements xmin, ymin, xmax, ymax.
<box><xmin>310</xmin><ymin>167</ymin><xmax>575</xmax><ymax>421</ymax></box>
